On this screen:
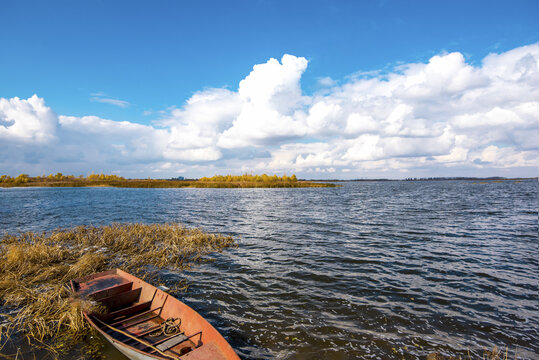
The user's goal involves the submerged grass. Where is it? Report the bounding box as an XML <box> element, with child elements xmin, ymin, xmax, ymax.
<box><xmin>0</xmin><ymin>223</ymin><xmax>236</xmax><ymax>358</ymax></box>
<box><xmin>427</xmin><ymin>345</ymin><xmax>516</xmax><ymax>360</ymax></box>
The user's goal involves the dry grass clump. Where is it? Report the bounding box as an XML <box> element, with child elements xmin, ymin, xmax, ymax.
<box><xmin>427</xmin><ymin>346</ymin><xmax>515</xmax><ymax>360</ymax></box>
<box><xmin>0</xmin><ymin>223</ymin><xmax>236</xmax><ymax>357</ymax></box>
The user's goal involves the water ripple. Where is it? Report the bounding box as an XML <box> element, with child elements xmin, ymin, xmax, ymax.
<box><xmin>0</xmin><ymin>180</ymin><xmax>537</xmax><ymax>359</ymax></box>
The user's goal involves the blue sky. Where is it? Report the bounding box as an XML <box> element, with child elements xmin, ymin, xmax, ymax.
<box><xmin>1</xmin><ymin>0</ymin><xmax>538</xmax><ymax>178</ymax></box>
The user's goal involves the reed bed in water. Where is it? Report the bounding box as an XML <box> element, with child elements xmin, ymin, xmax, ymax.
<box><xmin>0</xmin><ymin>173</ymin><xmax>336</xmax><ymax>188</ymax></box>
<box><xmin>0</xmin><ymin>223</ymin><xmax>236</xmax><ymax>357</ymax></box>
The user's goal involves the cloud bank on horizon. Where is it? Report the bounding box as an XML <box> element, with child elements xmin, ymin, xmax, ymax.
<box><xmin>1</xmin><ymin>43</ymin><xmax>538</xmax><ymax>178</ymax></box>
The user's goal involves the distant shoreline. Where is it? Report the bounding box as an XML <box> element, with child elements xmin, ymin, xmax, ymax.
<box><xmin>0</xmin><ymin>173</ymin><xmax>338</xmax><ymax>188</ymax></box>
<box><xmin>1</xmin><ymin>176</ymin><xmax>535</xmax><ymax>188</ymax></box>
<box><xmin>0</xmin><ymin>179</ymin><xmax>337</xmax><ymax>188</ymax></box>
<box><xmin>314</xmin><ymin>177</ymin><xmax>537</xmax><ymax>182</ymax></box>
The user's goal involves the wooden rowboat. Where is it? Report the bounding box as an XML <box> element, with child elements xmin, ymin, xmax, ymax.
<box><xmin>70</xmin><ymin>269</ymin><xmax>240</xmax><ymax>360</ymax></box>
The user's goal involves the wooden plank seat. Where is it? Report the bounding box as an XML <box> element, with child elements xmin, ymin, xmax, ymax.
<box><xmin>110</xmin><ymin>305</ymin><xmax>162</xmax><ymax>326</ymax></box>
<box><xmin>151</xmin><ymin>332</ymin><xmax>186</xmax><ymax>347</ymax></box>
<box><xmin>155</xmin><ymin>333</ymin><xmax>189</xmax><ymax>352</ymax></box>
<box><xmin>99</xmin><ymin>287</ymin><xmax>142</xmax><ymax>311</ymax></box>
<box><xmin>103</xmin><ymin>301</ymin><xmax>153</xmax><ymax>322</ymax></box>
<box><xmin>88</xmin><ymin>281</ymin><xmax>133</xmax><ymax>301</ymax></box>
<box><xmin>116</xmin><ymin>313</ymin><xmax>160</xmax><ymax>330</ymax></box>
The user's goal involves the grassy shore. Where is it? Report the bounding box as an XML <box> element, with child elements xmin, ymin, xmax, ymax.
<box><xmin>0</xmin><ymin>223</ymin><xmax>236</xmax><ymax>358</ymax></box>
<box><xmin>0</xmin><ymin>173</ymin><xmax>336</xmax><ymax>188</ymax></box>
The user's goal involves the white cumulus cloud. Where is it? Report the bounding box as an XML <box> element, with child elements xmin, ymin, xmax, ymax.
<box><xmin>218</xmin><ymin>54</ymin><xmax>309</xmax><ymax>148</ymax></box>
<box><xmin>0</xmin><ymin>95</ymin><xmax>57</xmax><ymax>144</ymax></box>
<box><xmin>1</xmin><ymin>44</ymin><xmax>538</xmax><ymax>178</ymax></box>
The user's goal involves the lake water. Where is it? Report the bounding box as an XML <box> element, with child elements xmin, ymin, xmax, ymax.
<box><xmin>0</xmin><ymin>180</ymin><xmax>537</xmax><ymax>359</ymax></box>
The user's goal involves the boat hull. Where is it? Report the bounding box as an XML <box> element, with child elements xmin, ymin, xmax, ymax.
<box><xmin>71</xmin><ymin>269</ymin><xmax>240</xmax><ymax>360</ymax></box>
<box><xmin>109</xmin><ymin>335</ymin><xmax>155</xmax><ymax>360</ymax></box>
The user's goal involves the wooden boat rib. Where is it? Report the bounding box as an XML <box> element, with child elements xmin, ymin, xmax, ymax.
<box><xmin>70</xmin><ymin>269</ymin><xmax>240</xmax><ymax>360</ymax></box>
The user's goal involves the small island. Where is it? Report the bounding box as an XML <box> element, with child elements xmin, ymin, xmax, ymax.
<box><xmin>0</xmin><ymin>173</ymin><xmax>336</xmax><ymax>188</ymax></box>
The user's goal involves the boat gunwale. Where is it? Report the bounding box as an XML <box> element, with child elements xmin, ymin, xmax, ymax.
<box><xmin>71</xmin><ymin>268</ymin><xmax>239</xmax><ymax>360</ymax></box>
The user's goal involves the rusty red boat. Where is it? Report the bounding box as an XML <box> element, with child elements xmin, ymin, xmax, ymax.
<box><xmin>70</xmin><ymin>269</ymin><xmax>240</xmax><ymax>360</ymax></box>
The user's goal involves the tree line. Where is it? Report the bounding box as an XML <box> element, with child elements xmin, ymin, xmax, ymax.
<box><xmin>0</xmin><ymin>173</ymin><xmax>125</xmax><ymax>184</ymax></box>
<box><xmin>199</xmin><ymin>174</ymin><xmax>298</xmax><ymax>183</ymax></box>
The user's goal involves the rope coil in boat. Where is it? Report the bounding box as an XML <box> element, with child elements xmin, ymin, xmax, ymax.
<box><xmin>150</xmin><ymin>317</ymin><xmax>182</xmax><ymax>337</ymax></box>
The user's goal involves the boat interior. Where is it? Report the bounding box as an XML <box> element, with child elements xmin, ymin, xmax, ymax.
<box><xmin>71</xmin><ymin>270</ymin><xmax>224</xmax><ymax>360</ymax></box>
